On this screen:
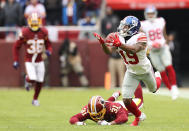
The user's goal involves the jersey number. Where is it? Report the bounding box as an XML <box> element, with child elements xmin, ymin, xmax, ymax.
<box><xmin>110</xmin><ymin>105</ymin><xmax>121</xmax><ymax>113</ymax></box>
<box><xmin>119</xmin><ymin>51</ymin><xmax>139</xmax><ymax>65</ymax></box>
<box><xmin>148</xmin><ymin>28</ymin><xmax>162</xmax><ymax>41</ymax></box>
<box><xmin>27</xmin><ymin>39</ymin><xmax>44</xmax><ymax>54</ymax></box>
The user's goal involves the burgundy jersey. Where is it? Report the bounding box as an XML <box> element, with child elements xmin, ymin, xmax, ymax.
<box><xmin>69</xmin><ymin>96</ymin><xmax>128</xmax><ymax>124</ymax></box>
<box><xmin>13</xmin><ymin>27</ymin><xmax>52</xmax><ymax>62</ymax></box>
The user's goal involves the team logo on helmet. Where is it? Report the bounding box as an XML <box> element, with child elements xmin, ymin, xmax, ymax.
<box><xmin>88</xmin><ymin>96</ymin><xmax>106</xmax><ymax>121</ymax></box>
<box><xmin>118</xmin><ymin>16</ymin><xmax>141</xmax><ymax>37</ymax></box>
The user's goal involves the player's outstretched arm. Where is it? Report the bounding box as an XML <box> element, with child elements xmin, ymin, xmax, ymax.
<box><xmin>93</xmin><ymin>32</ymin><xmax>112</xmax><ymax>55</ymax></box>
<box><xmin>69</xmin><ymin>106</ymin><xmax>89</xmax><ymax>125</ymax></box>
<box><xmin>119</xmin><ymin>42</ymin><xmax>146</xmax><ymax>54</ymax></box>
<box><xmin>69</xmin><ymin>114</ymin><xmax>86</xmax><ymax>125</ymax></box>
<box><xmin>107</xmin><ymin>91</ymin><xmax>121</xmax><ymax>102</ymax></box>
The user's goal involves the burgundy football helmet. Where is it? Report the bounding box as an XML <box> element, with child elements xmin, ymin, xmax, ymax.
<box><xmin>88</xmin><ymin>96</ymin><xmax>106</xmax><ymax>121</ymax></box>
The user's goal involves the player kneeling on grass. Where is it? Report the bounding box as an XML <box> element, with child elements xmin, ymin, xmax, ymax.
<box><xmin>69</xmin><ymin>85</ymin><xmax>143</xmax><ymax>125</ymax></box>
<box><xmin>12</xmin><ymin>13</ymin><xmax>52</xmax><ymax>106</ymax></box>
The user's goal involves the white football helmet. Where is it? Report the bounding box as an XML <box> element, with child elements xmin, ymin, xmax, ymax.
<box><xmin>144</xmin><ymin>5</ymin><xmax>158</xmax><ymax>22</ymax></box>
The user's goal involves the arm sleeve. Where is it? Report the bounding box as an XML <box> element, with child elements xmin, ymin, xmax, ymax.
<box><xmin>69</xmin><ymin>106</ymin><xmax>90</xmax><ymax>124</ymax></box>
<box><xmin>44</xmin><ymin>30</ymin><xmax>53</xmax><ymax>53</ymax></box>
<box><xmin>113</xmin><ymin>108</ymin><xmax>128</xmax><ymax>124</ymax></box>
<box><xmin>12</xmin><ymin>37</ymin><xmax>24</xmax><ymax>61</ymax></box>
<box><xmin>45</xmin><ymin>38</ymin><xmax>52</xmax><ymax>53</ymax></box>
<box><xmin>107</xmin><ymin>96</ymin><xmax>116</xmax><ymax>102</ymax></box>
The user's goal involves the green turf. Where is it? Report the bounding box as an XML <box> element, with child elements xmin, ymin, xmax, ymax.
<box><xmin>0</xmin><ymin>88</ymin><xmax>189</xmax><ymax>131</ymax></box>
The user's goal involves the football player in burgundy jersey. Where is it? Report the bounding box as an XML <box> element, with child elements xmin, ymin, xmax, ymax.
<box><xmin>12</xmin><ymin>13</ymin><xmax>52</xmax><ymax>106</ymax></box>
<box><xmin>69</xmin><ymin>85</ymin><xmax>143</xmax><ymax>125</ymax></box>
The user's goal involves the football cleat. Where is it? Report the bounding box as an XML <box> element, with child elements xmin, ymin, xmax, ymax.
<box><xmin>171</xmin><ymin>85</ymin><xmax>179</xmax><ymax>100</ymax></box>
<box><xmin>130</xmin><ymin>112</ymin><xmax>146</xmax><ymax>126</ymax></box>
<box><xmin>32</xmin><ymin>100</ymin><xmax>40</xmax><ymax>106</ymax></box>
<box><xmin>24</xmin><ymin>77</ymin><xmax>32</xmax><ymax>91</ymax></box>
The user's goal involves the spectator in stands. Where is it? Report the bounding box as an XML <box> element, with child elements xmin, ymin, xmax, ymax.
<box><xmin>0</xmin><ymin>0</ymin><xmax>6</xmax><ymax>26</ymax></box>
<box><xmin>24</xmin><ymin>0</ymin><xmax>46</xmax><ymax>23</ymax></box>
<box><xmin>62</xmin><ymin>0</ymin><xmax>77</xmax><ymax>25</ymax></box>
<box><xmin>168</xmin><ymin>32</ymin><xmax>182</xmax><ymax>87</ymax></box>
<box><xmin>85</xmin><ymin>0</ymin><xmax>102</xmax><ymax>17</ymax></box>
<box><xmin>16</xmin><ymin>0</ymin><xmax>28</xmax><ymax>9</ymax></box>
<box><xmin>44</xmin><ymin>0</ymin><xmax>61</xmax><ymax>25</ymax></box>
<box><xmin>75</xmin><ymin>0</ymin><xmax>85</xmax><ymax>20</ymax></box>
<box><xmin>1</xmin><ymin>0</ymin><xmax>22</xmax><ymax>42</ymax></box>
<box><xmin>101</xmin><ymin>6</ymin><xmax>119</xmax><ymax>37</ymax></box>
<box><xmin>59</xmin><ymin>38</ymin><xmax>89</xmax><ymax>87</ymax></box>
<box><xmin>78</xmin><ymin>14</ymin><xmax>96</xmax><ymax>40</ymax></box>
<box><xmin>1</xmin><ymin>0</ymin><xmax>22</xmax><ymax>26</ymax></box>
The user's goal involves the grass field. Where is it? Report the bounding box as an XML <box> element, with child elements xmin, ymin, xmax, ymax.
<box><xmin>0</xmin><ymin>87</ymin><xmax>189</xmax><ymax>131</ymax></box>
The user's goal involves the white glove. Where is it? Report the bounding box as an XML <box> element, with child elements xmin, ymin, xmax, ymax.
<box><xmin>112</xmin><ymin>91</ymin><xmax>121</xmax><ymax>99</ymax></box>
<box><xmin>97</xmin><ymin>120</ymin><xmax>111</xmax><ymax>125</ymax></box>
<box><xmin>76</xmin><ymin>122</ymin><xmax>86</xmax><ymax>125</ymax></box>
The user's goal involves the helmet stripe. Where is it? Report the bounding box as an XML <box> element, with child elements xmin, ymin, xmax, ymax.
<box><xmin>94</xmin><ymin>96</ymin><xmax>98</xmax><ymax>113</ymax></box>
<box><xmin>91</xmin><ymin>96</ymin><xmax>96</xmax><ymax>113</ymax></box>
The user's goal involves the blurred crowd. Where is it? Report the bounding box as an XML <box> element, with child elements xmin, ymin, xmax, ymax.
<box><xmin>0</xmin><ymin>0</ymin><xmax>101</xmax><ymax>26</ymax></box>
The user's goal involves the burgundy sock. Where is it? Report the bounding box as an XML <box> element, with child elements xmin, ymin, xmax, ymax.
<box><xmin>33</xmin><ymin>82</ymin><xmax>43</xmax><ymax>100</ymax></box>
<box><xmin>166</xmin><ymin>65</ymin><xmax>177</xmax><ymax>86</ymax></box>
<box><xmin>126</xmin><ymin>100</ymin><xmax>141</xmax><ymax>118</ymax></box>
<box><xmin>160</xmin><ymin>71</ymin><xmax>171</xmax><ymax>90</ymax></box>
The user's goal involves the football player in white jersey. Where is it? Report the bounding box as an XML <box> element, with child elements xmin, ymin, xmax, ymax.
<box><xmin>93</xmin><ymin>16</ymin><xmax>162</xmax><ymax>126</ymax></box>
<box><xmin>141</xmin><ymin>6</ymin><xmax>179</xmax><ymax>100</ymax></box>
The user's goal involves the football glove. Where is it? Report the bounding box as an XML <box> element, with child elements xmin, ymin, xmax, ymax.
<box><xmin>13</xmin><ymin>61</ymin><xmax>19</xmax><ymax>69</ymax></box>
<box><xmin>97</xmin><ymin>120</ymin><xmax>111</xmax><ymax>125</ymax></box>
<box><xmin>93</xmin><ymin>32</ymin><xmax>105</xmax><ymax>44</ymax></box>
<box><xmin>112</xmin><ymin>91</ymin><xmax>121</xmax><ymax>99</ymax></box>
<box><xmin>105</xmin><ymin>32</ymin><xmax>122</xmax><ymax>47</ymax></box>
<box><xmin>76</xmin><ymin>122</ymin><xmax>86</xmax><ymax>125</ymax></box>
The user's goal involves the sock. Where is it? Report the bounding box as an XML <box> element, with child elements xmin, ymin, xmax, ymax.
<box><xmin>33</xmin><ymin>82</ymin><xmax>43</xmax><ymax>100</ymax></box>
<box><xmin>166</xmin><ymin>65</ymin><xmax>177</xmax><ymax>86</ymax></box>
<box><xmin>134</xmin><ymin>84</ymin><xmax>143</xmax><ymax>102</ymax></box>
<box><xmin>126</xmin><ymin>100</ymin><xmax>141</xmax><ymax>118</ymax></box>
<box><xmin>160</xmin><ymin>71</ymin><xmax>171</xmax><ymax>90</ymax></box>
<box><xmin>155</xmin><ymin>77</ymin><xmax>161</xmax><ymax>91</ymax></box>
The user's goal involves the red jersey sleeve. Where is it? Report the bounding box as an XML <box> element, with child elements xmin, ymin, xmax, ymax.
<box><xmin>69</xmin><ymin>105</ymin><xmax>90</xmax><ymax>124</ymax></box>
<box><xmin>107</xmin><ymin>96</ymin><xmax>116</xmax><ymax>102</ymax></box>
<box><xmin>12</xmin><ymin>29</ymin><xmax>25</xmax><ymax>61</ymax></box>
<box><xmin>42</xmin><ymin>27</ymin><xmax>52</xmax><ymax>53</ymax></box>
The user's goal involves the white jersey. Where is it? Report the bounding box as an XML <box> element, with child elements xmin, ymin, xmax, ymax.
<box><xmin>141</xmin><ymin>17</ymin><xmax>166</xmax><ymax>48</ymax></box>
<box><xmin>118</xmin><ymin>32</ymin><xmax>152</xmax><ymax>75</ymax></box>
